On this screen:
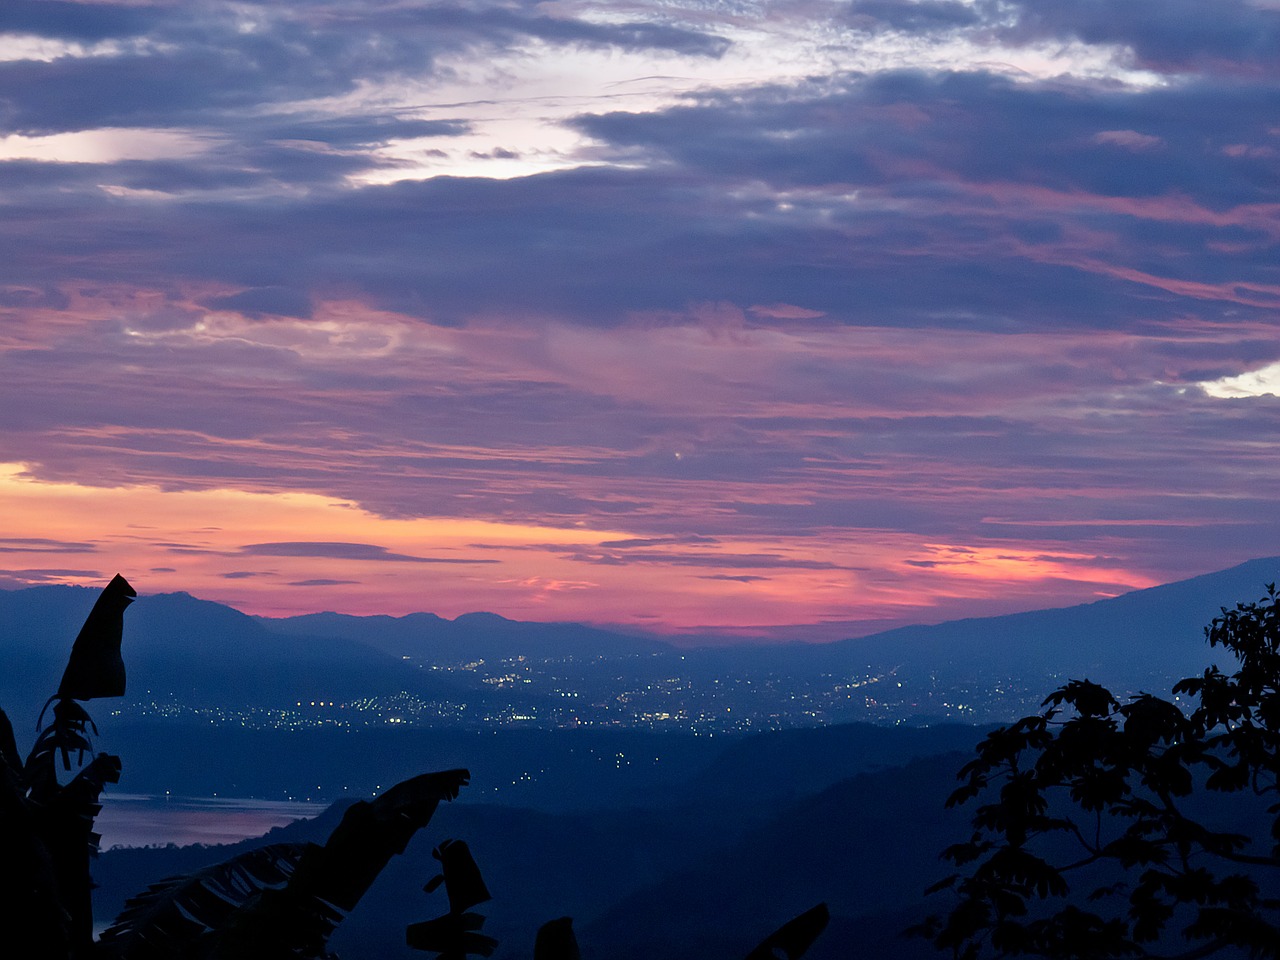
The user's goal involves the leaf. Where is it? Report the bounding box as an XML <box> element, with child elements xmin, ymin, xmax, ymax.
<box><xmin>97</xmin><ymin>843</ymin><xmax>317</xmax><ymax>959</ymax></box>
<box><xmin>292</xmin><ymin>768</ymin><xmax>471</xmax><ymax>916</ymax></box>
<box><xmin>57</xmin><ymin>573</ymin><xmax>136</xmax><ymax>701</ymax></box>
<box><xmin>533</xmin><ymin>917</ymin><xmax>580</xmax><ymax>960</ymax></box>
<box><xmin>743</xmin><ymin>903</ymin><xmax>830</xmax><ymax>960</ymax></box>
<box><xmin>1043</xmin><ymin>680</ymin><xmax>1119</xmax><ymax>719</ymax></box>
<box><xmin>430</xmin><ymin>839</ymin><xmax>492</xmax><ymax>915</ymax></box>
<box><xmin>26</xmin><ymin>698</ymin><xmax>99</xmax><ymax>786</ymax></box>
<box><xmin>406</xmin><ymin>911</ymin><xmax>499</xmax><ymax>958</ymax></box>
<box><xmin>924</xmin><ymin>875</ymin><xmax>959</xmax><ymax>895</ymax></box>
<box><xmin>0</xmin><ymin>708</ymin><xmax>20</xmax><ymax>775</ymax></box>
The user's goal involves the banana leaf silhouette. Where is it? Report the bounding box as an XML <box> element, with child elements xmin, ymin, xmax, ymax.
<box><xmin>0</xmin><ymin>707</ymin><xmax>73</xmax><ymax>960</ymax></box>
<box><xmin>533</xmin><ymin>917</ymin><xmax>580</xmax><ymax>960</ymax></box>
<box><xmin>422</xmin><ymin>839</ymin><xmax>491</xmax><ymax>914</ymax></box>
<box><xmin>0</xmin><ymin>575</ymin><xmax>135</xmax><ymax>959</ymax></box>
<box><xmin>96</xmin><ymin>843</ymin><xmax>314</xmax><ymax>960</ymax></box>
<box><xmin>406</xmin><ymin>911</ymin><xmax>499</xmax><ymax>960</ymax></box>
<box><xmin>31</xmin><ymin>574</ymin><xmax>135</xmax><ymax>783</ymax></box>
<box><xmin>407</xmin><ymin>839</ymin><xmax>498</xmax><ymax>959</ymax></box>
<box><xmin>57</xmin><ymin>573</ymin><xmax>136</xmax><ymax>702</ymax></box>
<box><xmin>98</xmin><ymin>770</ymin><xmax>471</xmax><ymax>960</ymax></box>
<box><xmin>743</xmin><ymin>903</ymin><xmax>829</xmax><ymax>960</ymax></box>
<box><xmin>0</xmin><ymin>707</ymin><xmax>20</xmax><ymax>773</ymax></box>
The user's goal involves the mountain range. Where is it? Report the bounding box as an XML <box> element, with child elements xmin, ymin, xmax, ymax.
<box><xmin>2</xmin><ymin>556</ymin><xmax>1277</xmax><ymax>726</ymax></box>
<box><xmin>4</xmin><ymin>556</ymin><xmax>1271</xmax><ymax>960</ymax></box>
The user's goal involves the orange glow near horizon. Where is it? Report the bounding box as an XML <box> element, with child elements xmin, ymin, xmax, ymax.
<box><xmin>0</xmin><ymin>463</ymin><xmax>1160</xmax><ymax>640</ymax></box>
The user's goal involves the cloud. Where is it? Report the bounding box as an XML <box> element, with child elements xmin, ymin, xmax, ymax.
<box><xmin>1092</xmin><ymin>129</ymin><xmax>1165</xmax><ymax>151</ymax></box>
<box><xmin>0</xmin><ymin>537</ymin><xmax>97</xmax><ymax>553</ymax></box>
<box><xmin>204</xmin><ymin>287</ymin><xmax>313</xmax><ymax>320</ymax></box>
<box><xmin>1199</xmin><ymin>361</ymin><xmax>1280</xmax><ymax>399</ymax></box>
<box><xmin>999</xmin><ymin>0</ymin><xmax>1280</xmax><ymax>75</ymax></box>
<box><xmin>598</xmin><ymin>535</ymin><xmax>720</xmax><ymax>547</ymax></box>
<box><xmin>568</xmin><ymin>550</ymin><xmax>845</xmax><ymax>570</ymax></box>
<box><xmin>0</xmin><ymin>2</ymin><xmax>727</xmax><ymax>139</ymax></box>
<box><xmin>846</xmin><ymin>0</ymin><xmax>981</xmax><ymax>33</ymax></box>
<box><xmin>0</xmin><ymin>568</ymin><xmax>102</xmax><ymax>582</ymax></box>
<box><xmin>0</xmin><ymin>0</ymin><xmax>1278</xmax><ymax>635</ymax></box>
<box><xmin>239</xmin><ymin>542</ymin><xmax>499</xmax><ymax>564</ymax></box>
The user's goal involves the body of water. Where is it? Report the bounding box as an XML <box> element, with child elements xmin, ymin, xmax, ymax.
<box><xmin>96</xmin><ymin>793</ymin><xmax>329</xmax><ymax>849</ymax></box>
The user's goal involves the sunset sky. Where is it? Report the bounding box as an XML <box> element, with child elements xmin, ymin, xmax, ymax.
<box><xmin>1</xmin><ymin>0</ymin><xmax>1278</xmax><ymax>640</ymax></box>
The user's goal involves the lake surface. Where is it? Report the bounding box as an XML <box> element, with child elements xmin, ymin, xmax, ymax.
<box><xmin>97</xmin><ymin>793</ymin><xmax>329</xmax><ymax>849</ymax></box>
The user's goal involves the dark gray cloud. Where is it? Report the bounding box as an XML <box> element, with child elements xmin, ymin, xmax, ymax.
<box><xmin>840</xmin><ymin>0</ymin><xmax>1280</xmax><ymax>75</ymax></box>
<box><xmin>0</xmin><ymin>1</ymin><xmax>725</xmax><ymax>136</ymax></box>
<box><xmin>5</xmin><ymin>60</ymin><xmax>1274</xmax><ymax>335</ymax></box>
<box><xmin>2</xmin><ymin>0</ymin><xmax>156</xmax><ymax>41</ymax></box>
<box><xmin>204</xmin><ymin>287</ymin><xmax>314</xmax><ymax>320</ymax></box>
<box><xmin>1000</xmin><ymin>0</ymin><xmax>1280</xmax><ymax>74</ymax></box>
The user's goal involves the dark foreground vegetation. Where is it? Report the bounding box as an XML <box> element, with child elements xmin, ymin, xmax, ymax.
<box><xmin>917</xmin><ymin>587</ymin><xmax>1280</xmax><ymax>959</ymax></box>
<box><xmin>0</xmin><ymin>575</ymin><xmax>827</xmax><ymax>960</ymax></box>
<box><xmin>6</xmin><ymin>575</ymin><xmax>1280</xmax><ymax>958</ymax></box>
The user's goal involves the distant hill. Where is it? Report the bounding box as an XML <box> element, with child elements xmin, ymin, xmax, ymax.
<box><xmin>848</xmin><ymin>555</ymin><xmax>1280</xmax><ymax>686</ymax></box>
<box><xmin>692</xmin><ymin>556</ymin><xmax>1280</xmax><ymax>694</ymax></box>
<box><xmin>3</xmin><ymin>557</ymin><xmax>1278</xmax><ymax>725</ymax></box>
<box><xmin>253</xmin><ymin>556</ymin><xmax>1280</xmax><ymax>702</ymax></box>
<box><xmin>0</xmin><ymin>587</ymin><xmax>470</xmax><ymax>721</ymax></box>
<box><xmin>581</xmin><ymin>752</ymin><xmax>971</xmax><ymax>960</ymax></box>
<box><xmin>256</xmin><ymin>608</ymin><xmax>670</xmax><ymax>661</ymax></box>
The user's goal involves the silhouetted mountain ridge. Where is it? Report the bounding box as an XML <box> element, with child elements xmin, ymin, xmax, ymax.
<box><xmin>683</xmin><ymin>556</ymin><xmax>1280</xmax><ymax>694</ymax></box>
<box><xmin>0</xmin><ymin>587</ymin><xmax>469</xmax><ymax>721</ymax></box>
<box><xmin>256</xmin><ymin>608</ymin><xmax>670</xmax><ymax>660</ymax></box>
<box><xmin>3</xmin><ymin>557</ymin><xmax>1278</xmax><ymax>725</ymax></box>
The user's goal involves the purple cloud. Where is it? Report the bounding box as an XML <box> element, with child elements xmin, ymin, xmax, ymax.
<box><xmin>240</xmin><ymin>542</ymin><xmax>498</xmax><ymax>564</ymax></box>
<box><xmin>0</xmin><ymin>538</ymin><xmax>97</xmax><ymax>553</ymax></box>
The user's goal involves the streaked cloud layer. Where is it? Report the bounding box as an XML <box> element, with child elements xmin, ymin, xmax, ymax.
<box><xmin>1</xmin><ymin>0</ymin><xmax>1277</xmax><ymax>638</ymax></box>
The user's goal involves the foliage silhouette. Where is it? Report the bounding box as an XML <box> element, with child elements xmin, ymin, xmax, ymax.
<box><xmin>98</xmin><ymin>771</ymin><xmax>470</xmax><ymax>960</ymax></box>
<box><xmin>406</xmin><ymin>838</ymin><xmax>498</xmax><ymax>959</ymax></box>
<box><xmin>2</xmin><ymin>573</ymin><xmax>135</xmax><ymax>959</ymax></box>
<box><xmin>917</xmin><ymin>585</ymin><xmax>1280</xmax><ymax>959</ymax></box>
<box><xmin>743</xmin><ymin>902</ymin><xmax>830</xmax><ymax>960</ymax></box>
<box><xmin>1</xmin><ymin>576</ymin><xmax>829</xmax><ymax>960</ymax></box>
<box><xmin>533</xmin><ymin>917</ymin><xmax>581</xmax><ymax>960</ymax></box>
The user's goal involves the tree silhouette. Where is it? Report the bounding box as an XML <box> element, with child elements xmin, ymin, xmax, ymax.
<box><xmin>0</xmin><ymin>575</ymin><xmax>828</xmax><ymax>960</ymax></box>
<box><xmin>918</xmin><ymin>586</ymin><xmax>1280</xmax><ymax>959</ymax></box>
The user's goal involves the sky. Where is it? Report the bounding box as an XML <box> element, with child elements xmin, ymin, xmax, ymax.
<box><xmin>1</xmin><ymin>0</ymin><xmax>1278</xmax><ymax>641</ymax></box>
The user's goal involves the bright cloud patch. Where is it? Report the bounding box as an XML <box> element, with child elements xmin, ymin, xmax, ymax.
<box><xmin>0</xmin><ymin>128</ymin><xmax>214</xmax><ymax>164</ymax></box>
<box><xmin>1200</xmin><ymin>362</ymin><xmax>1280</xmax><ymax>399</ymax></box>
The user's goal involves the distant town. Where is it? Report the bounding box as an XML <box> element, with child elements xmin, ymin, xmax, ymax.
<box><xmin>108</xmin><ymin>649</ymin><xmax>1078</xmax><ymax>732</ymax></box>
